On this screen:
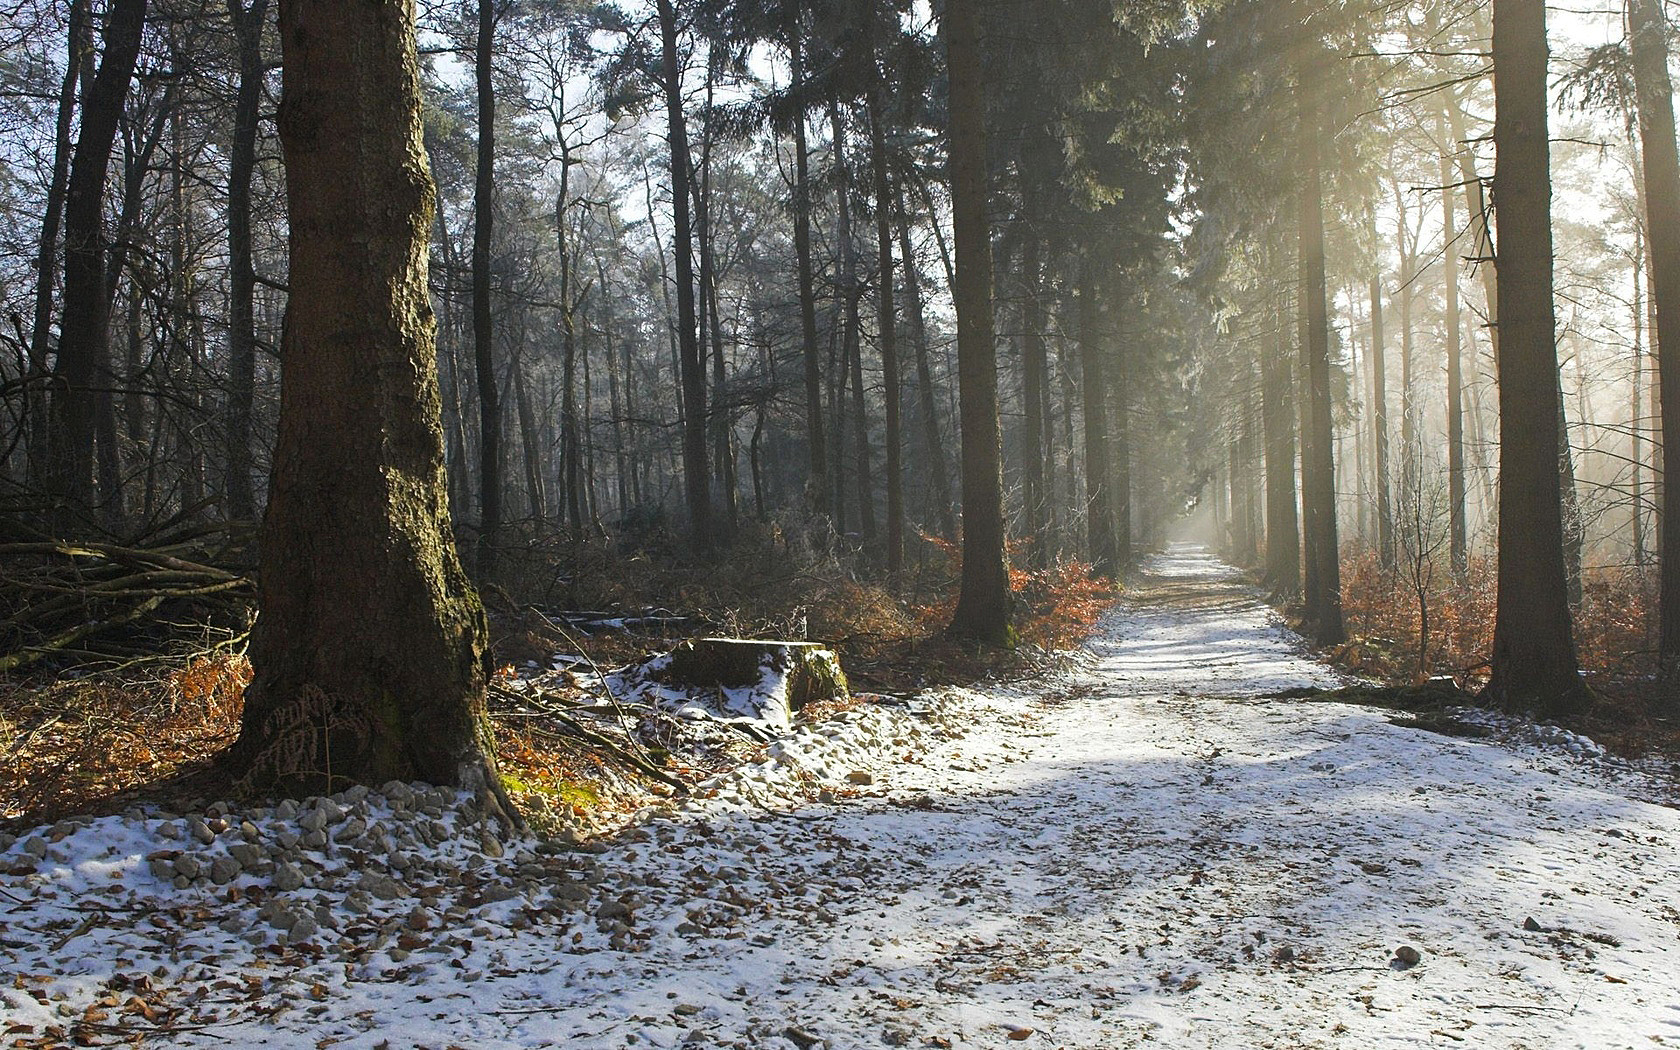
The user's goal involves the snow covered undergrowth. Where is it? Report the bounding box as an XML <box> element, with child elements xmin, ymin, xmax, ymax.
<box><xmin>3</xmin><ymin>542</ymin><xmax>1679</xmax><ymax>1048</ymax></box>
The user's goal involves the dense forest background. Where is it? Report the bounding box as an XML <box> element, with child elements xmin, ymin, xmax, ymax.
<box><xmin>2</xmin><ymin>0</ymin><xmax>1676</xmax><ymax>757</ymax></box>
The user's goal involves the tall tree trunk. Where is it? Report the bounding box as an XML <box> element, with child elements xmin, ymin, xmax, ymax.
<box><xmin>831</xmin><ymin>101</ymin><xmax>875</xmax><ymax>545</ymax></box>
<box><xmin>658</xmin><ymin>0</ymin><xmax>710</xmax><ymax>545</ymax></box>
<box><xmin>1019</xmin><ymin>234</ymin><xmax>1048</xmax><ymax>566</ymax></box>
<box><xmin>1263</xmin><ymin>278</ymin><xmax>1300</xmax><ymax>591</ymax></box>
<box><xmin>1482</xmin><ymin>0</ymin><xmax>1587</xmax><ymax>714</ymax></box>
<box><xmin>48</xmin><ymin>0</ymin><xmax>147</xmax><ymax>526</ymax></box>
<box><xmin>224</xmin><ymin>0</ymin><xmax>268</xmax><ymax>522</ymax></box>
<box><xmin>472</xmin><ymin>0</ymin><xmax>502</xmax><ymax>574</ymax></box>
<box><xmin>512</xmin><ymin>343</ymin><xmax>547</xmax><ymax>522</ymax></box>
<box><xmin>1297</xmin><ymin>61</ymin><xmax>1344</xmax><ymax>645</ymax></box>
<box><xmin>1079</xmin><ymin>266</ymin><xmax>1115</xmax><ymax>576</ymax></box>
<box><xmin>943</xmin><ymin>0</ymin><xmax>1011</xmax><ymax>646</ymax></box>
<box><xmin>1440</xmin><ymin>142</ymin><xmax>1468</xmax><ymax>579</ymax></box>
<box><xmin>787</xmin><ymin>7</ymin><xmax>827</xmax><ymax>520</ymax></box>
<box><xmin>26</xmin><ymin>0</ymin><xmax>87</xmax><ymax>487</ymax></box>
<box><xmin>1633</xmin><ymin>229</ymin><xmax>1647</xmax><ymax>567</ymax></box>
<box><xmin>236</xmin><ymin>0</ymin><xmax>507</xmax><ymax>807</ymax></box>
<box><xmin>896</xmin><ymin>180</ymin><xmax>955</xmax><ymax>538</ymax></box>
<box><xmin>1628</xmin><ymin>0</ymin><xmax>1680</xmax><ymax>677</ymax></box>
<box><xmin>1369</xmin><ymin>272</ymin><xmax>1395</xmax><ymax>569</ymax></box>
<box><xmin>866</xmin><ymin>53</ymin><xmax>903</xmax><ymax>583</ymax></box>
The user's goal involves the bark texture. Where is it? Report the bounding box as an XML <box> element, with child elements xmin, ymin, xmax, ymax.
<box><xmin>1481</xmin><ymin>0</ymin><xmax>1588</xmax><ymax>715</ymax></box>
<box><xmin>233</xmin><ymin>0</ymin><xmax>503</xmax><ymax>797</ymax></box>
<box><xmin>943</xmin><ymin>0</ymin><xmax>1013</xmax><ymax>647</ymax></box>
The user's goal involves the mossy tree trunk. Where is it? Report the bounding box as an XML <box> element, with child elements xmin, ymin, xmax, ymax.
<box><xmin>231</xmin><ymin>0</ymin><xmax>503</xmax><ymax>798</ymax></box>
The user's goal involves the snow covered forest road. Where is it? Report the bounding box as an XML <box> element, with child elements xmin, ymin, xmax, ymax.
<box><xmin>4</xmin><ymin>544</ymin><xmax>1680</xmax><ymax>1048</ymax></box>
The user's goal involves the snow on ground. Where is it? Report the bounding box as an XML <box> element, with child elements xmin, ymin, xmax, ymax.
<box><xmin>3</xmin><ymin>543</ymin><xmax>1679</xmax><ymax>1048</ymax></box>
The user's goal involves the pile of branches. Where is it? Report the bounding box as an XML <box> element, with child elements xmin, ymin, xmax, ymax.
<box><xmin>0</xmin><ymin>531</ymin><xmax>254</xmax><ymax>676</ymax></box>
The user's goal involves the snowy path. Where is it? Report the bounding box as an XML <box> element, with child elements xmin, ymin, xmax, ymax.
<box><xmin>4</xmin><ymin>543</ymin><xmax>1680</xmax><ymax>1048</ymax></box>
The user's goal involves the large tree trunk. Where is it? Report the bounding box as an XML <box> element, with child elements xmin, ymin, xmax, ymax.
<box><xmin>657</xmin><ymin>0</ymin><xmax>711</xmax><ymax>545</ymax></box>
<box><xmin>1079</xmin><ymin>265</ymin><xmax>1115</xmax><ymax>576</ymax></box>
<box><xmin>224</xmin><ymin>0</ymin><xmax>269</xmax><ymax>522</ymax></box>
<box><xmin>472</xmin><ymin>0</ymin><xmax>502</xmax><ymax>574</ymax></box>
<box><xmin>1263</xmin><ymin>279</ymin><xmax>1300</xmax><ymax>591</ymax></box>
<box><xmin>942</xmin><ymin>0</ymin><xmax>1012</xmax><ymax>646</ymax></box>
<box><xmin>866</xmin><ymin>52</ymin><xmax>903</xmax><ymax>583</ymax></box>
<box><xmin>787</xmin><ymin>8</ymin><xmax>827</xmax><ymax>520</ymax></box>
<box><xmin>25</xmin><ymin>0</ymin><xmax>87</xmax><ymax>488</ymax></box>
<box><xmin>48</xmin><ymin>0</ymin><xmax>147</xmax><ymax>526</ymax></box>
<box><xmin>1297</xmin><ymin>63</ymin><xmax>1344</xmax><ymax>645</ymax></box>
<box><xmin>1481</xmin><ymin>0</ymin><xmax>1587</xmax><ymax>714</ymax></box>
<box><xmin>1628</xmin><ymin>0</ymin><xmax>1680</xmax><ymax>677</ymax></box>
<box><xmin>234</xmin><ymin>0</ymin><xmax>506</xmax><ymax>804</ymax></box>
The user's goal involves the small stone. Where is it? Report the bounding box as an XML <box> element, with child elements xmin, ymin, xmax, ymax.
<box><xmin>209</xmin><ymin>856</ymin><xmax>242</xmax><ymax>885</ymax></box>
<box><xmin>783</xmin><ymin>1026</ymin><xmax>822</xmax><ymax>1050</ymax></box>
<box><xmin>275</xmin><ymin>800</ymin><xmax>298</xmax><ymax>820</ymax></box>
<box><xmin>229</xmin><ymin>843</ymin><xmax>265</xmax><ymax>868</ymax></box>
<box><xmin>1522</xmin><ymin>916</ymin><xmax>1544</xmax><ymax>932</ymax></box>
<box><xmin>173</xmin><ymin>854</ymin><xmax>203</xmax><ymax>880</ymax></box>
<box><xmin>846</xmin><ymin>771</ymin><xmax>874</xmax><ymax>786</ymax></box>
<box><xmin>335</xmin><ymin>817</ymin><xmax>368</xmax><ymax>843</ymax></box>
<box><xmin>148</xmin><ymin>858</ymin><xmax>173</xmax><ymax>880</ymax></box>
<box><xmin>301</xmin><ymin>829</ymin><xmax>329</xmax><ymax>850</ymax></box>
<box><xmin>271</xmin><ymin>861</ymin><xmax>306</xmax><ymax>892</ymax></box>
<box><xmin>1272</xmin><ymin>945</ymin><xmax>1296</xmax><ymax>964</ymax></box>
<box><xmin>288</xmin><ymin>916</ymin><xmax>318</xmax><ymax>942</ymax></box>
<box><xmin>406</xmin><ymin>906</ymin><xmax>434</xmax><ymax>931</ymax></box>
<box><xmin>362</xmin><ymin>874</ymin><xmax>403</xmax><ymax>901</ymax></box>
<box><xmin>297</xmin><ymin>808</ymin><xmax>327</xmax><ymax>833</ymax></box>
<box><xmin>22</xmin><ymin>837</ymin><xmax>49</xmax><ymax>859</ymax></box>
<box><xmin>206</xmin><ymin>817</ymin><xmax>229</xmax><ymax>835</ymax></box>
<box><xmin>315</xmin><ymin>797</ymin><xmax>346</xmax><ymax>825</ymax></box>
<box><xmin>1006</xmin><ymin>1026</ymin><xmax>1034</xmax><ymax>1041</ymax></box>
<box><xmin>596</xmin><ymin>900</ymin><xmax>631</xmax><ymax>922</ymax></box>
<box><xmin>1394</xmin><ymin>945</ymin><xmax>1422</xmax><ymax>968</ymax></box>
<box><xmin>188</xmin><ymin>820</ymin><xmax>215</xmax><ymax>846</ymax></box>
<box><xmin>276</xmin><ymin>829</ymin><xmax>300</xmax><ymax>850</ymax></box>
<box><xmin>240</xmin><ymin>821</ymin><xmax>261</xmax><ymax>842</ymax></box>
<box><xmin>674</xmin><ymin>1003</ymin><xmax>702</xmax><ymax>1017</ymax></box>
<box><xmin>480</xmin><ymin>834</ymin><xmax>505</xmax><ymax>859</ymax></box>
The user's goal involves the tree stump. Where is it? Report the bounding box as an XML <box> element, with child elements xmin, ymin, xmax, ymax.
<box><xmin>654</xmin><ymin>638</ymin><xmax>848</xmax><ymax>714</ymax></box>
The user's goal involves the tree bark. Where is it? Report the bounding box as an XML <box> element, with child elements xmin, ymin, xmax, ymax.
<box><xmin>1628</xmin><ymin>0</ymin><xmax>1680</xmax><ymax>677</ymax></box>
<box><xmin>224</xmin><ymin>0</ymin><xmax>269</xmax><ymax>522</ymax></box>
<box><xmin>1368</xmin><ymin>269</ymin><xmax>1395</xmax><ymax>570</ymax></box>
<box><xmin>942</xmin><ymin>0</ymin><xmax>1012</xmax><ymax>646</ymax></box>
<box><xmin>1437</xmin><ymin>143</ymin><xmax>1467</xmax><ymax>580</ymax></box>
<box><xmin>787</xmin><ymin>7</ymin><xmax>827</xmax><ymax>520</ymax></box>
<box><xmin>472</xmin><ymin>0</ymin><xmax>502</xmax><ymax>575</ymax></box>
<box><xmin>1481</xmin><ymin>0</ymin><xmax>1587</xmax><ymax>714</ymax></box>
<box><xmin>48</xmin><ymin>0</ymin><xmax>147</xmax><ymax>525</ymax></box>
<box><xmin>1263</xmin><ymin>278</ymin><xmax>1300</xmax><ymax>592</ymax></box>
<box><xmin>26</xmin><ymin>0</ymin><xmax>88</xmax><ymax>488</ymax></box>
<box><xmin>896</xmin><ymin>179</ymin><xmax>956</xmax><ymax>539</ymax></box>
<box><xmin>657</xmin><ymin>0</ymin><xmax>711</xmax><ymax>546</ymax></box>
<box><xmin>866</xmin><ymin>49</ymin><xmax>903</xmax><ymax>584</ymax></box>
<box><xmin>830</xmin><ymin>101</ymin><xmax>875</xmax><ymax>545</ymax></box>
<box><xmin>1297</xmin><ymin>60</ymin><xmax>1343</xmax><ymax>644</ymax></box>
<box><xmin>1079</xmin><ymin>265</ymin><xmax>1115</xmax><ymax>576</ymax></box>
<box><xmin>1019</xmin><ymin>234</ymin><xmax>1048</xmax><ymax>566</ymax></box>
<box><xmin>234</xmin><ymin>0</ymin><xmax>506</xmax><ymax>803</ymax></box>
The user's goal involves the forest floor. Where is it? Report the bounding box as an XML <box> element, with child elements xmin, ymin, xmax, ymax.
<box><xmin>3</xmin><ymin>544</ymin><xmax>1680</xmax><ymax>1049</ymax></box>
